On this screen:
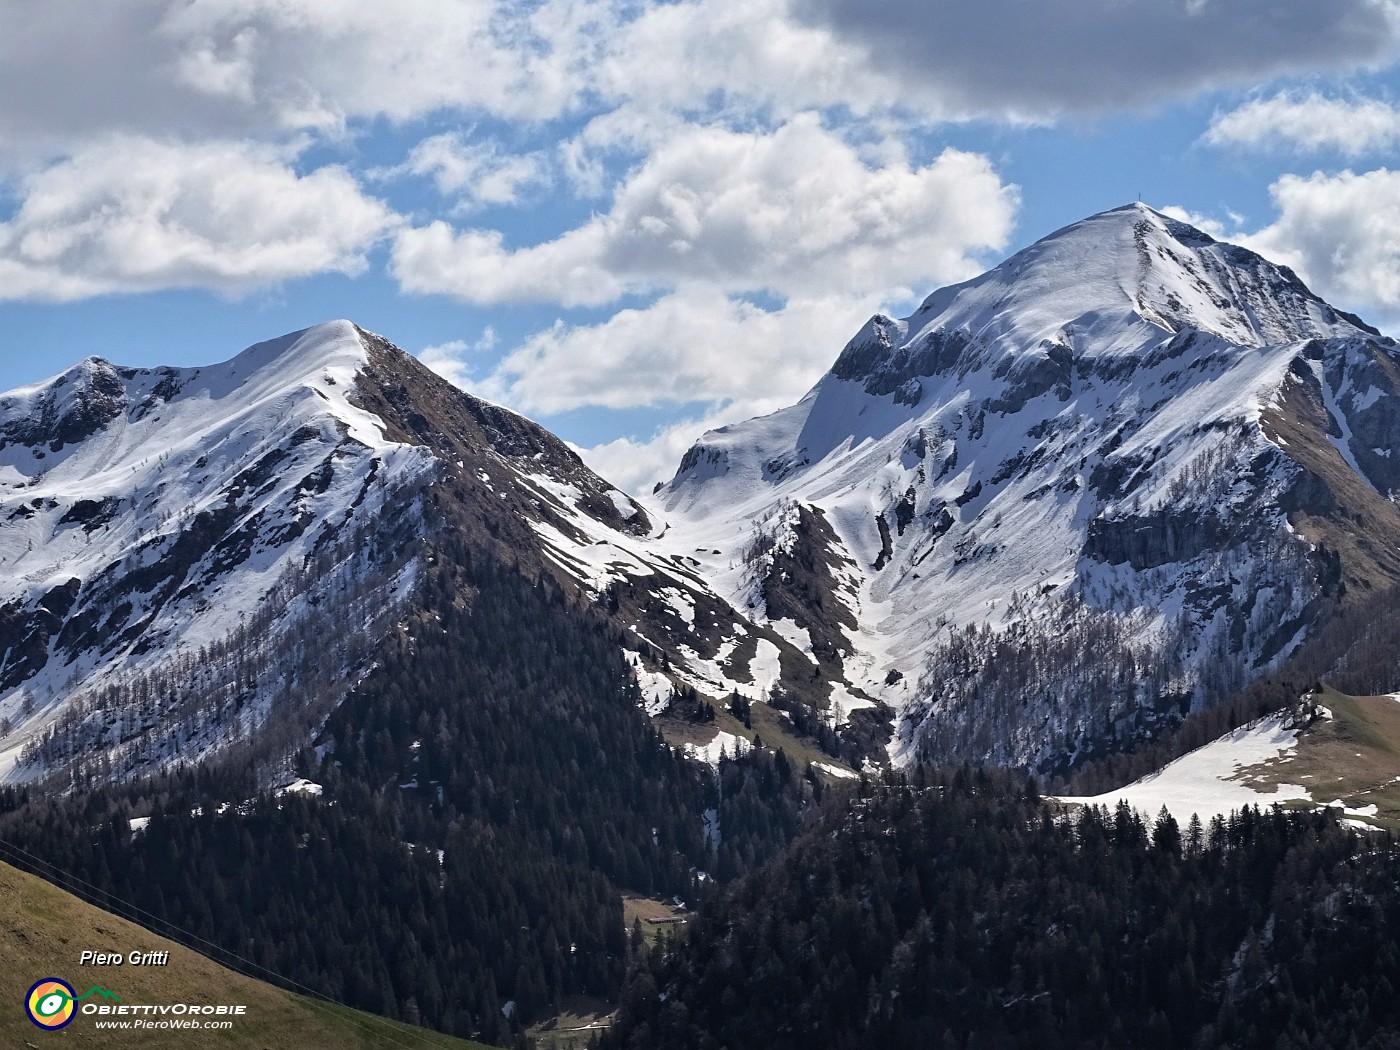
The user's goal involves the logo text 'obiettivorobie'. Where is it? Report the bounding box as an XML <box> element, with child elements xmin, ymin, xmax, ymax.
<box><xmin>25</xmin><ymin>978</ymin><xmax>120</xmax><ymax>1030</ymax></box>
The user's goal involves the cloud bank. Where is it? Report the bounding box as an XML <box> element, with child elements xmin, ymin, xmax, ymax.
<box><xmin>790</xmin><ymin>0</ymin><xmax>1400</xmax><ymax>118</ymax></box>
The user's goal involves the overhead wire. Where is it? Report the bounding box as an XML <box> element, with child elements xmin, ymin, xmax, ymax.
<box><xmin>0</xmin><ymin>835</ymin><xmax>472</xmax><ymax>1050</ymax></box>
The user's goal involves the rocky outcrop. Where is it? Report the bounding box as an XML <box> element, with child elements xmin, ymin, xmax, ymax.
<box><xmin>831</xmin><ymin>320</ymin><xmax>970</xmax><ymax>401</ymax></box>
<box><xmin>0</xmin><ymin>359</ymin><xmax>129</xmax><ymax>452</ymax></box>
<box><xmin>1326</xmin><ymin>338</ymin><xmax>1400</xmax><ymax>496</ymax></box>
<box><xmin>1084</xmin><ymin>507</ymin><xmax>1238</xmax><ymax>571</ymax></box>
<box><xmin>0</xmin><ymin>579</ymin><xmax>81</xmax><ymax>692</ymax></box>
<box><xmin>357</xmin><ymin>328</ymin><xmax>653</xmax><ymax>539</ymax></box>
<box><xmin>987</xmin><ymin>342</ymin><xmax>1072</xmax><ymax>415</ymax></box>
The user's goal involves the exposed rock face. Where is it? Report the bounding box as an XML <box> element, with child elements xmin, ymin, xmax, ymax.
<box><xmin>758</xmin><ymin>505</ymin><xmax>858</xmax><ymax>669</ymax></box>
<box><xmin>987</xmin><ymin>344</ymin><xmax>1073</xmax><ymax>415</ymax></box>
<box><xmin>831</xmin><ymin>319</ymin><xmax>973</xmax><ymax>404</ymax></box>
<box><xmin>0</xmin><ymin>359</ymin><xmax>130</xmax><ymax>452</ymax></box>
<box><xmin>0</xmin><ymin>579</ymin><xmax>80</xmax><ymax>692</ymax></box>
<box><xmin>1262</xmin><ymin>344</ymin><xmax>1400</xmax><ymax>600</ymax></box>
<box><xmin>353</xmin><ymin>327</ymin><xmax>653</xmax><ymax>547</ymax></box>
<box><xmin>1317</xmin><ymin>338</ymin><xmax>1400</xmax><ymax>495</ymax></box>
<box><xmin>1085</xmin><ymin>508</ymin><xmax>1239</xmax><ymax>572</ymax></box>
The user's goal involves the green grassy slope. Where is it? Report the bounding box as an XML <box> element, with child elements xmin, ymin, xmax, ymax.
<box><xmin>0</xmin><ymin>858</ymin><xmax>496</xmax><ymax>1050</ymax></box>
<box><xmin>1238</xmin><ymin>685</ymin><xmax>1400</xmax><ymax>830</ymax></box>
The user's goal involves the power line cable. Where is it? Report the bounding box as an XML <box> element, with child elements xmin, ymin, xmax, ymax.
<box><xmin>0</xmin><ymin>836</ymin><xmax>443</xmax><ymax>1050</ymax></box>
<box><xmin>0</xmin><ymin>835</ymin><xmax>475</xmax><ymax>1050</ymax></box>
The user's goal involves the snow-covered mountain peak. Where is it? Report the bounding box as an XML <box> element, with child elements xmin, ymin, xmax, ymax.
<box><xmin>835</xmin><ymin>204</ymin><xmax>1367</xmax><ymax>396</ymax></box>
<box><xmin>975</xmin><ymin>204</ymin><xmax>1361</xmax><ymax>344</ymax></box>
<box><xmin>224</xmin><ymin>319</ymin><xmax>369</xmax><ymax>386</ymax></box>
<box><xmin>664</xmin><ymin>204</ymin><xmax>1383</xmax><ymax>514</ymax></box>
<box><xmin>0</xmin><ymin>320</ymin><xmax>453</xmax><ymax>780</ymax></box>
<box><xmin>655</xmin><ymin>204</ymin><xmax>1400</xmax><ymax>774</ymax></box>
<box><xmin>0</xmin><ymin>320</ymin><xmax>381</xmax><ymax>465</ymax></box>
<box><xmin>0</xmin><ymin>320</ymin><xmax>787</xmax><ymax>783</ymax></box>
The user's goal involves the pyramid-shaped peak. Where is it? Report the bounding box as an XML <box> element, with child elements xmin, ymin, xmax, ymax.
<box><xmin>997</xmin><ymin>202</ymin><xmax>1242</xmax><ymax>280</ymax></box>
<box><xmin>834</xmin><ymin>204</ymin><xmax>1374</xmax><ymax>383</ymax></box>
<box><xmin>824</xmin><ymin>203</ymin><xmax>1383</xmax><ymax>405</ymax></box>
<box><xmin>942</xmin><ymin>202</ymin><xmax>1232</xmax><ymax>302</ymax></box>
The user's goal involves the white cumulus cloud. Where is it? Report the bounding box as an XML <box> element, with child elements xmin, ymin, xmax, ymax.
<box><xmin>1159</xmin><ymin>205</ymin><xmax>1230</xmax><ymax>240</ymax></box>
<box><xmin>429</xmin><ymin>115</ymin><xmax>1017</xmax><ymax>490</ymax></box>
<box><xmin>501</xmin><ymin>289</ymin><xmax>882</xmax><ymax>492</ymax></box>
<box><xmin>1244</xmin><ymin>168</ymin><xmax>1400</xmax><ymax>316</ymax></box>
<box><xmin>1203</xmin><ymin>92</ymin><xmax>1400</xmax><ymax>156</ymax></box>
<box><xmin>579</xmin><ymin>410</ymin><xmax>746</xmax><ymax>496</ymax></box>
<box><xmin>0</xmin><ymin>138</ymin><xmax>397</xmax><ymax>301</ymax></box>
<box><xmin>0</xmin><ymin>0</ymin><xmax>610</xmax><ymax>163</ymax></box>
<box><xmin>480</xmin><ymin>287</ymin><xmax>882</xmax><ymax>415</ymax></box>
<box><xmin>417</xmin><ymin>328</ymin><xmax>499</xmax><ymax>388</ymax></box>
<box><xmin>392</xmin><ymin>115</ymin><xmax>1018</xmax><ymax>306</ymax></box>
<box><xmin>395</xmin><ymin>134</ymin><xmax>548</xmax><ymax>211</ymax></box>
<box><xmin>1</xmin><ymin>0</ymin><xmax>1392</xmax><ymax>169</ymax></box>
<box><xmin>592</xmin><ymin>0</ymin><xmax>905</xmax><ymax>123</ymax></box>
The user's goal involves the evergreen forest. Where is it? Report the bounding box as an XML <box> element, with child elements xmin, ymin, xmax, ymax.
<box><xmin>0</xmin><ymin>544</ymin><xmax>812</xmax><ymax>1043</ymax></box>
<box><xmin>607</xmin><ymin>769</ymin><xmax>1400</xmax><ymax>1050</ymax></box>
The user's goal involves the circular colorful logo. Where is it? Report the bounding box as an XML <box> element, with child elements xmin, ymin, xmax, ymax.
<box><xmin>25</xmin><ymin>978</ymin><xmax>76</xmax><ymax>1030</ymax></box>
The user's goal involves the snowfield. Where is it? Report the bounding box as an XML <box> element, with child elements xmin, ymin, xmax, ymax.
<box><xmin>1055</xmin><ymin>712</ymin><xmax>1311</xmax><ymax>822</ymax></box>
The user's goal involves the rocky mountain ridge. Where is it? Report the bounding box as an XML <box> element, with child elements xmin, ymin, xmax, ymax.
<box><xmin>4</xmin><ymin>204</ymin><xmax>1399</xmax><ymax>784</ymax></box>
<box><xmin>0</xmin><ymin>321</ymin><xmax>844</xmax><ymax>783</ymax></box>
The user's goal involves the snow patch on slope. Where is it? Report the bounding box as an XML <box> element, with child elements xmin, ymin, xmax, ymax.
<box><xmin>683</xmin><ymin>729</ymin><xmax>751</xmax><ymax>765</ymax></box>
<box><xmin>1056</xmin><ymin>712</ymin><xmax>1310</xmax><ymax>822</ymax></box>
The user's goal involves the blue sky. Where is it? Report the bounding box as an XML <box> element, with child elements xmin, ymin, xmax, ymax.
<box><xmin>3</xmin><ymin>0</ymin><xmax>1400</xmax><ymax>491</ymax></box>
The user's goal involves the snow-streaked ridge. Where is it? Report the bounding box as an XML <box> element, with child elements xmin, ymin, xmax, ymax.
<box><xmin>7</xmin><ymin>204</ymin><xmax>1400</xmax><ymax>791</ymax></box>
<box><xmin>0</xmin><ymin>321</ymin><xmax>436</xmax><ymax>781</ymax></box>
